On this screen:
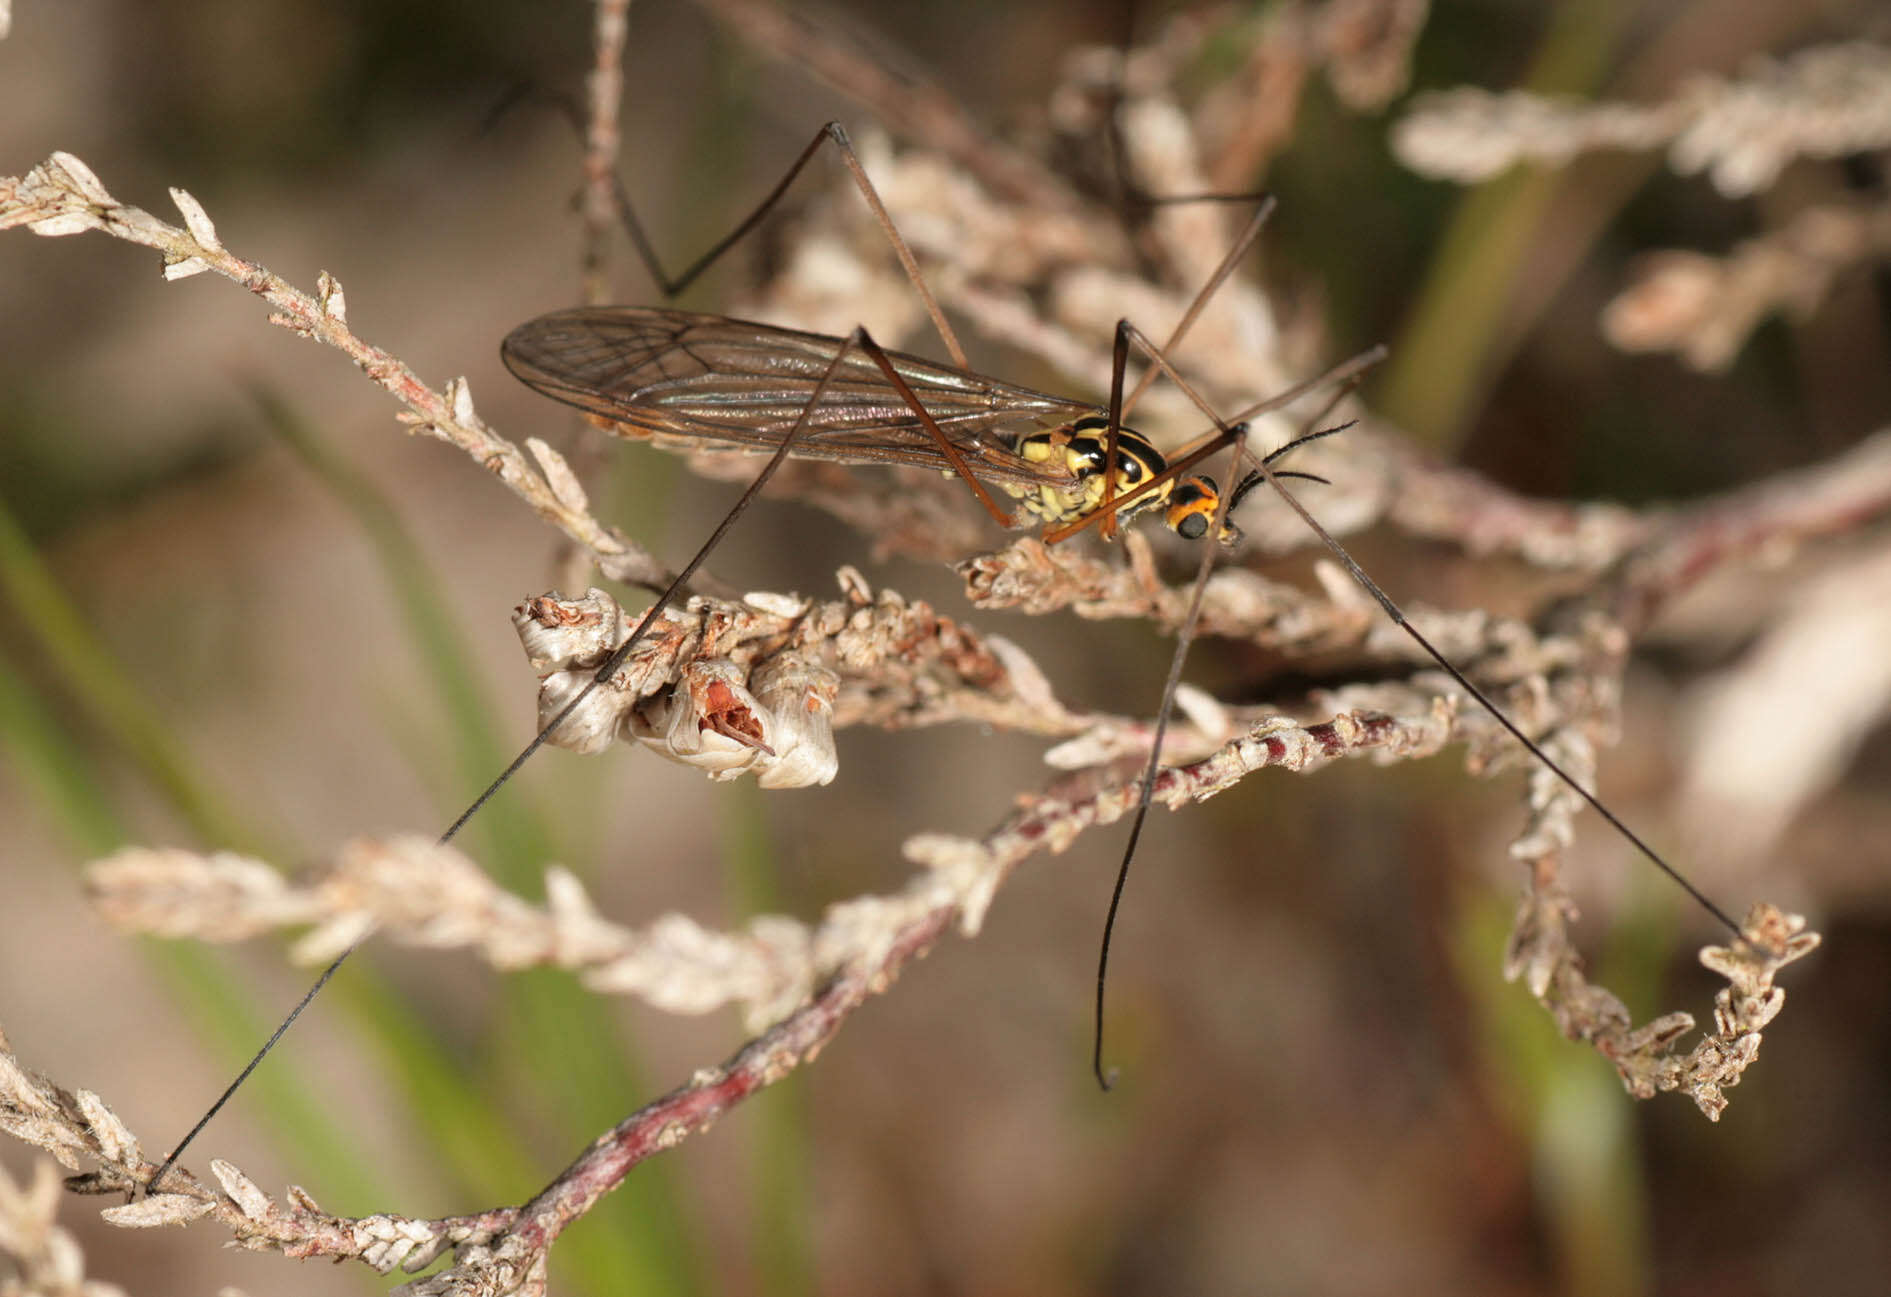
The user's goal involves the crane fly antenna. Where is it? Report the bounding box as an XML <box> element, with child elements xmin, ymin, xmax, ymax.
<box><xmin>145</xmin><ymin>328</ymin><xmax>879</xmax><ymax>1195</ymax></box>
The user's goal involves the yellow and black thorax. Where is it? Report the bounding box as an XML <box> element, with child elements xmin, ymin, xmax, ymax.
<box><xmin>1008</xmin><ymin>416</ymin><xmax>1225</xmax><ymax>540</ymax></box>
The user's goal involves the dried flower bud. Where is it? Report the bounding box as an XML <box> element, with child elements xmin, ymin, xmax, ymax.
<box><xmin>513</xmin><ymin>588</ymin><xmax>632</xmax><ymax>672</ymax></box>
<box><xmin>628</xmin><ymin>658</ymin><xmax>776</xmax><ymax>779</ymax></box>
<box><xmin>515</xmin><ymin>589</ymin><xmax>840</xmax><ymax>787</ymax></box>
<box><xmin>749</xmin><ymin>650</ymin><xmax>840</xmax><ymax>789</ymax></box>
<box><xmin>515</xmin><ymin>589</ymin><xmax>695</xmax><ymax>755</ymax></box>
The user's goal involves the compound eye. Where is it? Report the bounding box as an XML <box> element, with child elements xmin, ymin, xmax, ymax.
<box><xmin>1175</xmin><ymin>510</ymin><xmax>1210</xmax><ymax>541</ymax></box>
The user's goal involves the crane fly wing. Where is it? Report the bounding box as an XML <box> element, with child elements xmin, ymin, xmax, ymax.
<box><xmin>501</xmin><ymin>307</ymin><xmax>1091</xmax><ymax>489</ymax></box>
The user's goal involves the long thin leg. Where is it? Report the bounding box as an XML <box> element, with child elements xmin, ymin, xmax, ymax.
<box><xmin>1092</xmin><ymin>381</ymin><xmax>1360</xmax><ymax>1088</ymax></box>
<box><xmin>1117</xmin><ymin>198</ymin><xmax>1278</xmax><ymax>422</ymax></box>
<box><xmin>1230</xmin><ymin>412</ymin><xmax>1746</xmax><ymax>936</ymax></box>
<box><xmin>1093</xmin><ymin>198</ymin><xmax>1277</xmax><ymax>536</ymax></box>
<box><xmin>1081</xmin><ymin>190</ymin><xmax>1364</xmax><ymax>1082</ymax></box>
<box><xmin>1092</xmin><ymin>436</ymin><xmax>1257</xmax><ymax>1088</ymax></box>
<box><xmin>609</xmin><ymin>120</ymin><xmax>1046</xmax><ymax>521</ymax></box>
<box><xmin>851</xmin><ymin>331</ymin><xmax>1018</xmax><ymax>526</ymax></box>
<box><xmin>1086</xmin><ymin>374</ymin><xmax>1745</xmax><ymax>1085</ymax></box>
<box><xmin>614</xmin><ymin>121</ymin><xmax>972</xmax><ymax>371</ymax></box>
<box><xmin>147</xmin><ymin>326</ymin><xmax>886</xmax><ymax>1193</ymax></box>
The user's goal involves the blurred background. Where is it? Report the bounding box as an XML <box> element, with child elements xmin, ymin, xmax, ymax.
<box><xmin>3</xmin><ymin>2</ymin><xmax>1890</xmax><ymax>1295</ymax></box>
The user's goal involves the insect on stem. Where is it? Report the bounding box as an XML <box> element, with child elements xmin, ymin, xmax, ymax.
<box><xmin>1044</xmin><ymin>344</ymin><xmax>1388</xmax><ymax>545</ymax></box>
<box><xmin>153</xmin><ymin>110</ymin><xmax>1751</xmax><ymax>1185</ymax></box>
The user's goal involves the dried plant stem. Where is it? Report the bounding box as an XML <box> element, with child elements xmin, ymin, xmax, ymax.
<box><xmin>1393</xmin><ymin>42</ymin><xmax>1891</xmax><ymax>199</ymax></box>
<box><xmin>1602</xmin><ymin>198</ymin><xmax>1891</xmax><ymax>372</ymax></box>
<box><xmin>1612</xmin><ymin>428</ymin><xmax>1891</xmax><ymax>630</ymax></box>
<box><xmin>407</xmin><ymin>902</ymin><xmax>954</xmax><ymax>1296</ymax></box>
<box><xmin>0</xmin><ymin>1157</ymin><xmax>125</xmax><ymax>1297</ymax></box>
<box><xmin>581</xmin><ymin>0</ymin><xmax>632</xmax><ymax>306</ymax></box>
<box><xmin>0</xmin><ymin>152</ymin><xmax>675</xmax><ymax>595</ymax></box>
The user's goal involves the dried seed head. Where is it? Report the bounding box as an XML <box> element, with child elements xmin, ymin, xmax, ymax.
<box><xmin>513</xmin><ymin>588</ymin><xmax>634</xmax><ymax>672</ymax></box>
<box><xmin>749</xmin><ymin>650</ymin><xmax>841</xmax><ymax>790</ymax></box>
<box><xmin>628</xmin><ymin>658</ymin><xmax>778</xmax><ymax>779</ymax></box>
<box><xmin>514</xmin><ymin>589</ymin><xmax>842</xmax><ymax>788</ymax></box>
<box><xmin>515</xmin><ymin>588</ymin><xmax>695</xmax><ymax>756</ymax></box>
<box><xmin>627</xmin><ymin>654</ymin><xmax>841</xmax><ymax>789</ymax></box>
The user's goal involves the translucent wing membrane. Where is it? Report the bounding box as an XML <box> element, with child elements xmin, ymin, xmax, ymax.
<box><xmin>502</xmin><ymin>306</ymin><xmax>1093</xmax><ymax>491</ymax></box>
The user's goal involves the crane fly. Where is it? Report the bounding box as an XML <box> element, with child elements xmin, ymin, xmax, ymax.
<box><xmin>492</xmin><ymin>294</ymin><xmax>1744</xmax><ymax>1090</ymax></box>
<box><xmin>499</xmin><ymin>304</ymin><xmax>1332</xmax><ymax>548</ymax></box>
